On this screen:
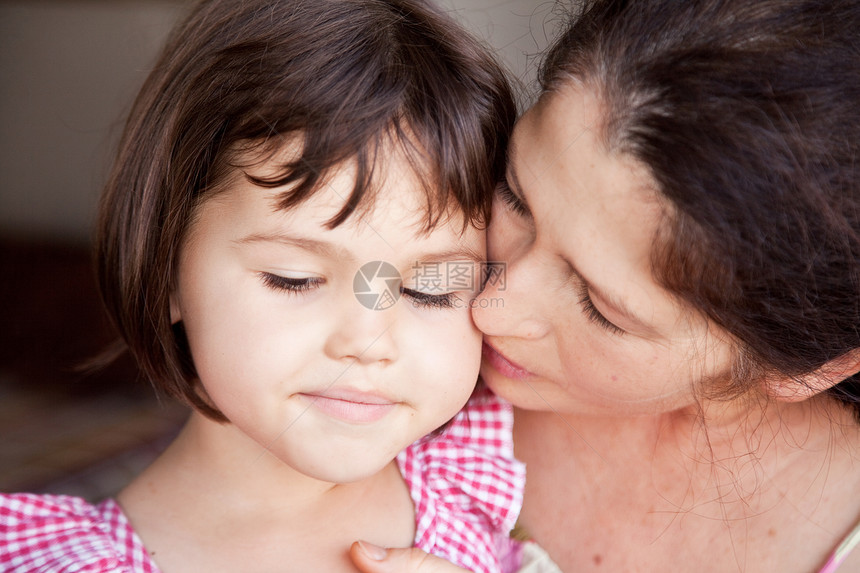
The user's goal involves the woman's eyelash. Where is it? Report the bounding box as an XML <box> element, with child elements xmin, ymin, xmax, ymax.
<box><xmin>260</xmin><ymin>272</ymin><xmax>323</xmax><ymax>293</ymax></box>
<box><xmin>497</xmin><ymin>180</ymin><xmax>529</xmax><ymax>217</ymax></box>
<box><xmin>401</xmin><ymin>287</ymin><xmax>456</xmax><ymax>309</ymax></box>
<box><xmin>577</xmin><ymin>283</ymin><xmax>625</xmax><ymax>335</ymax></box>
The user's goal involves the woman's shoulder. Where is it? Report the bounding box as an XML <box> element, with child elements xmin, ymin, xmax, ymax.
<box><xmin>0</xmin><ymin>493</ymin><xmax>159</xmax><ymax>573</ymax></box>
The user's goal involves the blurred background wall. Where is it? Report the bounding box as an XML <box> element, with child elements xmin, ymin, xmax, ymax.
<box><xmin>0</xmin><ymin>0</ymin><xmax>560</xmax><ymax>244</ymax></box>
<box><xmin>0</xmin><ymin>1</ymin><xmax>186</xmax><ymax>243</ymax></box>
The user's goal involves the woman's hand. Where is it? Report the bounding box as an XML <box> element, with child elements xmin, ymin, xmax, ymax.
<box><xmin>349</xmin><ymin>541</ymin><xmax>471</xmax><ymax>573</ymax></box>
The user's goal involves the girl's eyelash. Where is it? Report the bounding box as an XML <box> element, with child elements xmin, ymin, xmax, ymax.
<box><xmin>497</xmin><ymin>180</ymin><xmax>529</xmax><ymax>217</ymax></box>
<box><xmin>260</xmin><ymin>273</ymin><xmax>456</xmax><ymax>309</ymax></box>
<box><xmin>260</xmin><ymin>272</ymin><xmax>324</xmax><ymax>293</ymax></box>
<box><xmin>401</xmin><ymin>287</ymin><xmax>456</xmax><ymax>310</ymax></box>
<box><xmin>577</xmin><ymin>283</ymin><xmax>625</xmax><ymax>335</ymax></box>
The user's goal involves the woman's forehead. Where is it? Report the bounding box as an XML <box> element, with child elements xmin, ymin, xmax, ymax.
<box><xmin>512</xmin><ymin>84</ymin><xmax>684</xmax><ymax>330</ymax></box>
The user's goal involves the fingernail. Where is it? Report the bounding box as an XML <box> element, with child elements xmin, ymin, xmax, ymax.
<box><xmin>358</xmin><ymin>540</ymin><xmax>388</xmax><ymax>561</ymax></box>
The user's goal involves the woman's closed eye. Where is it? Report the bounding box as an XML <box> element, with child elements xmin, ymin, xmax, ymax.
<box><xmin>497</xmin><ymin>180</ymin><xmax>529</xmax><ymax>217</ymax></box>
<box><xmin>577</xmin><ymin>283</ymin><xmax>625</xmax><ymax>335</ymax></box>
<box><xmin>260</xmin><ymin>272</ymin><xmax>324</xmax><ymax>294</ymax></box>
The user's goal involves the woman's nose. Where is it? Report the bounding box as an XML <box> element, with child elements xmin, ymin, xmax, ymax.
<box><xmin>473</xmin><ymin>209</ymin><xmax>550</xmax><ymax>340</ymax></box>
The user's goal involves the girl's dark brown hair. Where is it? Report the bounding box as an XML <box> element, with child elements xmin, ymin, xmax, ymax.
<box><xmin>542</xmin><ymin>0</ymin><xmax>860</xmax><ymax>417</ymax></box>
<box><xmin>96</xmin><ymin>0</ymin><xmax>515</xmax><ymax>420</ymax></box>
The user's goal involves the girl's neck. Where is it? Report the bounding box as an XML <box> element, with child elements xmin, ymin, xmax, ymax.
<box><xmin>117</xmin><ymin>412</ymin><xmax>416</xmax><ymax>573</ymax></box>
<box><xmin>515</xmin><ymin>395</ymin><xmax>860</xmax><ymax>572</ymax></box>
<box><xmin>154</xmin><ymin>412</ymin><xmax>341</xmax><ymax>509</ymax></box>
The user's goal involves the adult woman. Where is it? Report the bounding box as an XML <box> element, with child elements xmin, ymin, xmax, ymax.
<box><xmin>352</xmin><ymin>0</ymin><xmax>860</xmax><ymax>571</ymax></box>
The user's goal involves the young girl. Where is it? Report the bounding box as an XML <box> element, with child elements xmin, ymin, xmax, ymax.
<box><xmin>0</xmin><ymin>0</ymin><xmax>524</xmax><ymax>571</ymax></box>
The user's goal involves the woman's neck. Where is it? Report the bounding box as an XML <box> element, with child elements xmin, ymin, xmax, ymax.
<box><xmin>514</xmin><ymin>395</ymin><xmax>860</xmax><ymax>572</ymax></box>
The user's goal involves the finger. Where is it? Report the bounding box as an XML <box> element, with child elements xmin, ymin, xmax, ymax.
<box><xmin>349</xmin><ymin>541</ymin><xmax>470</xmax><ymax>573</ymax></box>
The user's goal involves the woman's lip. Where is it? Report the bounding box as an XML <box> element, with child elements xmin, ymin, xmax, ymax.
<box><xmin>299</xmin><ymin>389</ymin><xmax>397</xmax><ymax>424</ymax></box>
<box><xmin>482</xmin><ymin>341</ymin><xmax>533</xmax><ymax>380</ymax></box>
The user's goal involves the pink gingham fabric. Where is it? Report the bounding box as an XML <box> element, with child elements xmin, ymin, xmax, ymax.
<box><xmin>0</xmin><ymin>494</ymin><xmax>159</xmax><ymax>572</ymax></box>
<box><xmin>0</xmin><ymin>388</ymin><xmax>523</xmax><ymax>573</ymax></box>
<box><xmin>397</xmin><ymin>386</ymin><xmax>526</xmax><ymax>573</ymax></box>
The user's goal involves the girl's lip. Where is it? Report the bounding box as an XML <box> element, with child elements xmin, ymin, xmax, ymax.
<box><xmin>482</xmin><ymin>341</ymin><xmax>533</xmax><ymax>380</ymax></box>
<box><xmin>299</xmin><ymin>388</ymin><xmax>397</xmax><ymax>424</ymax></box>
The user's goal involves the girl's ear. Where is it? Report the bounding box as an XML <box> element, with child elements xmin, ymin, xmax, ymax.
<box><xmin>169</xmin><ymin>292</ymin><xmax>182</xmax><ymax>324</ymax></box>
<box><xmin>766</xmin><ymin>348</ymin><xmax>860</xmax><ymax>402</ymax></box>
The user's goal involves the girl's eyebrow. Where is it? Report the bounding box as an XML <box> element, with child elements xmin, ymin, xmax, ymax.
<box><xmin>235</xmin><ymin>232</ymin><xmax>354</xmax><ymax>262</ymax></box>
<box><xmin>412</xmin><ymin>246</ymin><xmax>486</xmax><ymax>266</ymax></box>
<box><xmin>235</xmin><ymin>233</ymin><xmax>484</xmax><ymax>266</ymax></box>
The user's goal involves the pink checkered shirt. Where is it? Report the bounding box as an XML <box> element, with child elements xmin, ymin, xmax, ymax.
<box><xmin>0</xmin><ymin>494</ymin><xmax>157</xmax><ymax>572</ymax></box>
<box><xmin>0</xmin><ymin>387</ymin><xmax>524</xmax><ymax>573</ymax></box>
<box><xmin>397</xmin><ymin>386</ymin><xmax>525</xmax><ymax>573</ymax></box>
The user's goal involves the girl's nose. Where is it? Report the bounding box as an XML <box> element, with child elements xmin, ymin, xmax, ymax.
<box><xmin>323</xmin><ymin>299</ymin><xmax>399</xmax><ymax>365</ymax></box>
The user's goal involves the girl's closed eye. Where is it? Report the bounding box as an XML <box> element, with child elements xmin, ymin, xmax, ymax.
<box><xmin>401</xmin><ymin>287</ymin><xmax>457</xmax><ymax>310</ymax></box>
<box><xmin>259</xmin><ymin>271</ymin><xmax>324</xmax><ymax>294</ymax></box>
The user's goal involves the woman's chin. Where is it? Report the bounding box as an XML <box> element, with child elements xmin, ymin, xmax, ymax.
<box><xmin>480</xmin><ymin>362</ymin><xmax>540</xmax><ymax>411</ymax></box>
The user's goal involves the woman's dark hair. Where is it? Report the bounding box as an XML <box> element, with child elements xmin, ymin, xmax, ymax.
<box><xmin>96</xmin><ymin>0</ymin><xmax>515</xmax><ymax>420</ymax></box>
<box><xmin>541</xmin><ymin>0</ymin><xmax>860</xmax><ymax>417</ymax></box>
